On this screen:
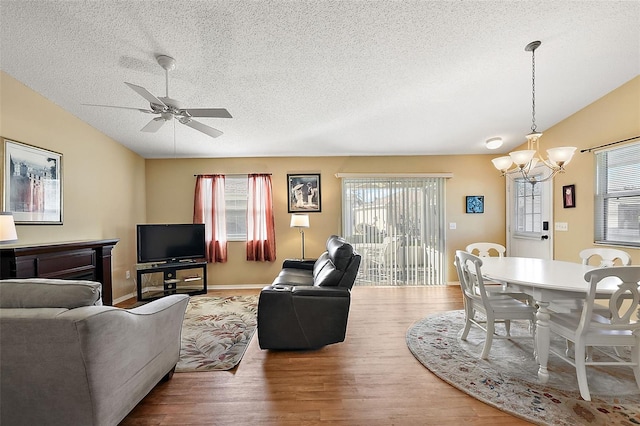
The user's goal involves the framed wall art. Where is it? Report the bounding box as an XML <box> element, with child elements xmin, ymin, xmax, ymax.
<box><xmin>3</xmin><ymin>138</ymin><xmax>63</xmax><ymax>224</ymax></box>
<box><xmin>563</xmin><ymin>184</ymin><xmax>576</xmax><ymax>208</ymax></box>
<box><xmin>287</xmin><ymin>173</ymin><xmax>321</xmax><ymax>213</ymax></box>
<box><xmin>466</xmin><ymin>195</ymin><xmax>484</xmax><ymax>214</ymax></box>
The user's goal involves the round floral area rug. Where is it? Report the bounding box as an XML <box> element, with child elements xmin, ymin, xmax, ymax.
<box><xmin>406</xmin><ymin>310</ymin><xmax>640</xmax><ymax>426</ymax></box>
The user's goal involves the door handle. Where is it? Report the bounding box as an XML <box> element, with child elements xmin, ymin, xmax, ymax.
<box><xmin>541</xmin><ymin>235</ymin><xmax>549</xmax><ymax>240</ymax></box>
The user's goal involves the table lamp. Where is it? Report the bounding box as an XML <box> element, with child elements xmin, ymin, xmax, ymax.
<box><xmin>0</xmin><ymin>212</ymin><xmax>18</xmax><ymax>244</ymax></box>
<box><xmin>290</xmin><ymin>214</ymin><xmax>310</xmax><ymax>259</ymax></box>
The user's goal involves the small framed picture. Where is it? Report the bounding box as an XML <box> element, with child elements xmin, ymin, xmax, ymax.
<box><xmin>563</xmin><ymin>184</ymin><xmax>576</xmax><ymax>208</ymax></box>
<box><xmin>287</xmin><ymin>174</ymin><xmax>321</xmax><ymax>213</ymax></box>
<box><xmin>3</xmin><ymin>138</ymin><xmax>63</xmax><ymax>224</ymax></box>
<box><xmin>466</xmin><ymin>196</ymin><xmax>484</xmax><ymax>214</ymax></box>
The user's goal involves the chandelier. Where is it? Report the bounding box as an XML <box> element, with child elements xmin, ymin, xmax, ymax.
<box><xmin>491</xmin><ymin>41</ymin><xmax>576</xmax><ymax>184</ymax></box>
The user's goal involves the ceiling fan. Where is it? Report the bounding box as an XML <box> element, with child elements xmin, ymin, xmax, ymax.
<box><xmin>85</xmin><ymin>55</ymin><xmax>231</xmax><ymax>138</ymax></box>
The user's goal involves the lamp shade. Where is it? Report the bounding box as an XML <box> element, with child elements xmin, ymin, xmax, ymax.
<box><xmin>509</xmin><ymin>150</ymin><xmax>536</xmax><ymax>167</ymax></box>
<box><xmin>491</xmin><ymin>156</ymin><xmax>513</xmax><ymax>172</ymax></box>
<box><xmin>290</xmin><ymin>214</ymin><xmax>310</xmax><ymax>228</ymax></box>
<box><xmin>0</xmin><ymin>212</ymin><xmax>18</xmax><ymax>243</ymax></box>
<box><xmin>547</xmin><ymin>146</ymin><xmax>577</xmax><ymax>166</ymax></box>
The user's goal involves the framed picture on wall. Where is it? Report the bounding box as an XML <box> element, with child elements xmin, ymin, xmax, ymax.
<box><xmin>563</xmin><ymin>184</ymin><xmax>576</xmax><ymax>208</ymax></box>
<box><xmin>287</xmin><ymin>173</ymin><xmax>321</xmax><ymax>213</ymax></box>
<box><xmin>466</xmin><ymin>195</ymin><xmax>484</xmax><ymax>213</ymax></box>
<box><xmin>3</xmin><ymin>138</ymin><xmax>63</xmax><ymax>224</ymax></box>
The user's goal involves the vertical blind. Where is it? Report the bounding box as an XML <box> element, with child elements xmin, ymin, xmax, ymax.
<box><xmin>340</xmin><ymin>176</ymin><xmax>447</xmax><ymax>285</ymax></box>
<box><xmin>595</xmin><ymin>142</ymin><xmax>640</xmax><ymax>247</ymax></box>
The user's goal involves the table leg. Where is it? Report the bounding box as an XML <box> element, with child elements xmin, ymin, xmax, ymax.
<box><xmin>535</xmin><ymin>300</ymin><xmax>551</xmax><ymax>383</ymax></box>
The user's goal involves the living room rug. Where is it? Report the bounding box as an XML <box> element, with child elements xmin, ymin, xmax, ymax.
<box><xmin>406</xmin><ymin>310</ymin><xmax>640</xmax><ymax>426</ymax></box>
<box><xmin>176</xmin><ymin>295</ymin><xmax>258</xmax><ymax>372</ymax></box>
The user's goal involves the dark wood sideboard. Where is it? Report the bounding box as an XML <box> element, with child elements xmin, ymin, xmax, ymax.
<box><xmin>0</xmin><ymin>239</ymin><xmax>119</xmax><ymax>305</ymax></box>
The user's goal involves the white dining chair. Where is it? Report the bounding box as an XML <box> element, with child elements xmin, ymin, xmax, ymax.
<box><xmin>465</xmin><ymin>242</ymin><xmax>506</xmax><ymax>258</ymax></box>
<box><xmin>454</xmin><ymin>250</ymin><xmax>536</xmax><ymax>359</ymax></box>
<box><xmin>547</xmin><ymin>266</ymin><xmax>640</xmax><ymax>401</ymax></box>
<box><xmin>466</xmin><ymin>242</ymin><xmax>533</xmax><ymax>305</ymax></box>
<box><xmin>579</xmin><ymin>247</ymin><xmax>632</xmax><ymax>267</ymax></box>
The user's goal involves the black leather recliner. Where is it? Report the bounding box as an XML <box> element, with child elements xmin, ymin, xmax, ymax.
<box><xmin>257</xmin><ymin>235</ymin><xmax>361</xmax><ymax>350</ymax></box>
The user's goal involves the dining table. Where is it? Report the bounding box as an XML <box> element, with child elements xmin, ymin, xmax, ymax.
<box><xmin>479</xmin><ymin>256</ymin><xmax>622</xmax><ymax>384</ymax></box>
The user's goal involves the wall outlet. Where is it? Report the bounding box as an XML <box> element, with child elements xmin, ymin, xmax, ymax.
<box><xmin>555</xmin><ymin>222</ymin><xmax>568</xmax><ymax>231</ymax></box>
<box><xmin>125</xmin><ymin>270</ymin><xmax>131</xmax><ymax>279</ymax></box>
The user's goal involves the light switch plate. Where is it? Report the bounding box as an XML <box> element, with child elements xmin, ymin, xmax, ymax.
<box><xmin>555</xmin><ymin>222</ymin><xmax>568</xmax><ymax>231</ymax></box>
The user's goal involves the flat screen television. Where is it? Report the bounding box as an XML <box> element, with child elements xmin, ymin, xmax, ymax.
<box><xmin>136</xmin><ymin>223</ymin><xmax>206</xmax><ymax>264</ymax></box>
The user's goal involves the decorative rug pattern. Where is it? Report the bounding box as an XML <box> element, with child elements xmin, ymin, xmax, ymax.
<box><xmin>406</xmin><ymin>310</ymin><xmax>640</xmax><ymax>426</ymax></box>
<box><xmin>176</xmin><ymin>295</ymin><xmax>258</xmax><ymax>372</ymax></box>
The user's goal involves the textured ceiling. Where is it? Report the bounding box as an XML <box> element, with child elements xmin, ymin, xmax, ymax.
<box><xmin>1</xmin><ymin>1</ymin><xmax>639</xmax><ymax>159</ymax></box>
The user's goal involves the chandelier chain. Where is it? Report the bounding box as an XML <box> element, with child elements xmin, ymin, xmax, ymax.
<box><xmin>531</xmin><ymin>48</ymin><xmax>537</xmax><ymax>133</ymax></box>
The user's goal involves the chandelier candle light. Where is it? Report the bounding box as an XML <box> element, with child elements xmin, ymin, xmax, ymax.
<box><xmin>491</xmin><ymin>41</ymin><xmax>576</xmax><ymax>184</ymax></box>
<box><xmin>290</xmin><ymin>213</ymin><xmax>310</xmax><ymax>259</ymax></box>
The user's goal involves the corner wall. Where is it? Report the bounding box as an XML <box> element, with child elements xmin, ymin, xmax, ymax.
<box><xmin>0</xmin><ymin>71</ymin><xmax>146</xmax><ymax>301</ymax></box>
<box><xmin>544</xmin><ymin>76</ymin><xmax>640</xmax><ymax>264</ymax></box>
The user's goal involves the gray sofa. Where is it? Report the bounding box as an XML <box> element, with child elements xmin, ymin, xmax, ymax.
<box><xmin>0</xmin><ymin>278</ymin><xmax>189</xmax><ymax>426</ymax></box>
<box><xmin>257</xmin><ymin>235</ymin><xmax>361</xmax><ymax>350</ymax></box>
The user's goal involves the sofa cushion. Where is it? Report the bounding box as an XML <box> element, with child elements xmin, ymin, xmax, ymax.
<box><xmin>0</xmin><ymin>278</ymin><xmax>102</xmax><ymax>308</ymax></box>
<box><xmin>313</xmin><ymin>260</ymin><xmax>345</xmax><ymax>287</ymax></box>
<box><xmin>326</xmin><ymin>235</ymin><xmax>354</xmax><ymax>270</ymax></box>
<box><xmin>313</xmin><ymin>252</ymin><xmax>331</xmax><ymax>278</ymax></box>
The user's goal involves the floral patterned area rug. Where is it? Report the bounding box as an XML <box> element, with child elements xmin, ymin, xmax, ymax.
<box><xmin>176</xmin><ymin>295</ymin><xmax>258</xmax><ymax>372</ymax></box>
<box><xmin>406</xmin><ymin>310</ymin><xmax>640</xmax><ymax>426</ymax></box>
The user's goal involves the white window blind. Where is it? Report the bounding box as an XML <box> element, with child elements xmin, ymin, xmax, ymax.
<box><xmin>225</xmin><ymin>175</ymin><xmax>248</xmax><ymax>241</ymax></box>
<box><xmin>595</xmin><ymin>142</ymin><xmax>640</xmax><ymax>247</ymax></box>
<box><xmin>341</xmin><ymin>176</ymin><xmax>446</xmax><ymax>285</ymax></box>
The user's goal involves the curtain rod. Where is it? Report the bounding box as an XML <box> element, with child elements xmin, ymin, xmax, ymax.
<box><xmin>335</xmin><ymin>172</ymin><xmax>453</xmax><ymax>178</ymax></box>
<box><xmin>580</xmin><ymin>135</ymin><xmax>640</xmax><ymax>153</ymax></box>
<box><xmin>194</xmin><ymin>173</ymin><xmax>272</xmax><ymax>177</ymax></box>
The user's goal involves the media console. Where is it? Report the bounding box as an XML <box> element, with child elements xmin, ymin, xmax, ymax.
<box><xmin>136</xmin><ymin>260</ymin><xmax>207</xmax><ymax>301</ymax></box>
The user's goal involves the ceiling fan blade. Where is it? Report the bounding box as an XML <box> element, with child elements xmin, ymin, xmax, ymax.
<box><xmin>182</xmin><ymin>108</ymin><xmax>232</xmax><ymax>118</ymax></box>
<box><xmin>181</xmin><ymin>118</ymin><xmax>223</xmax><ymax>138</ymax></box>
<box><xmin>82</xmin><ymin>103</ymin><xmax>155</xmax><ymax>113</ymax></box>
<box><xmin>141</xmin><ymin>117</ymin><xmax>166</xmax><ymax>133</ymax></box>
<box><xmin>124</xmin><ymin>82</ymin><xmax>166</xmax><ymax>107</ymax></box>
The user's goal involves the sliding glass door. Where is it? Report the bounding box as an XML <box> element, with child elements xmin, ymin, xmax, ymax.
<box><xmin>340</xmin><ymin>176</ymin><xmax>446</xmax><ymax>285</ymax></box>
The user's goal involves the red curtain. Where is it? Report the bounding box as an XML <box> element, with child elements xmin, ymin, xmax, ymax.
<box><xmin>193</xmin><ymin>175</ymin><xmax>227</xmax><ymax>263</ymax></box>
<box><xmin>246</xmin><ymin>174</ymin><xmax>276</xmax><ymax>261</ymax></box>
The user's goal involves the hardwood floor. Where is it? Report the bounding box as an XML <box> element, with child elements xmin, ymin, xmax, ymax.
<box><xmin>120</xmin><ymin>286</ymin><xmax>532</xmax><ymax>425</ymax></box>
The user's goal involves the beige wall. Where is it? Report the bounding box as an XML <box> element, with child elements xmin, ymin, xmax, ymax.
<box><xmin>0</xmin><ymin>72</ymin><xmax>147</xmax><ymax>301</ymax></box>
<box><xmin>542</xmin><ymin>76</ymin><xmax>640</xmax><ymax>264</ymax></box>
<box><xmin>145</xmin><ymin>155</ymin><xmax>506</xmax><ymax>286</ymax></box>
<box><xmin>2</xmin><ymin>69</ymin><xmax>638</xmax><ymax>299</ymax></box>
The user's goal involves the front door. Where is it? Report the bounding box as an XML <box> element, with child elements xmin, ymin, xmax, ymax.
<box><xmin>506</xmin><ymin>168</ymin><xmax>553</xmax><ymax>259</ymax></box>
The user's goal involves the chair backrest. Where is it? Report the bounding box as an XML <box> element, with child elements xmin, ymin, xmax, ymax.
<box><xmin>465</xmin><ymin>242</ymin><xmax>506</xmax><ymax>258</ymax></box>
<box><xmin>578</xmin><ymin>266</ymin><xmax>640</xmax><ymax>336</ymax></box>
<box><xmin>579</xmin><ymin>247</ymin><xmax>631</xmax><ymax>267</ymax></box>
<box><xmin>454</xmin><ymin>250</ymin><xmax>490</xmax><ymax>305</ymax></box>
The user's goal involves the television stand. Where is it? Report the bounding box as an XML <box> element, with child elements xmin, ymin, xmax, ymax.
<box><xmin>136</xmin><ymin>261</ymin><xmax>207</xmax><ymax>302</ymax></box>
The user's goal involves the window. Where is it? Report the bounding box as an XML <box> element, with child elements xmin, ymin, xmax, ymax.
<box><xmin>513</xmin><ymin>177</ymin><xmax>542</xmax><ymax>235</ymax></box>
<box><xmin>595</xmin><ymin>142</ymin><xmax>640</xmax><ymax>247</ymax></box>
<box><xmin>225</xmin><ymin>175</ymin><xmax>248</xmax><ymax>241</ymax></box>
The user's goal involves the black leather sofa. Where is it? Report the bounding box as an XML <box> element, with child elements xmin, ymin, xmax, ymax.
<box><xmin>257</xmin><ymin>235</ymin><xmax>361</xmax><ymax>350</ymax></box>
